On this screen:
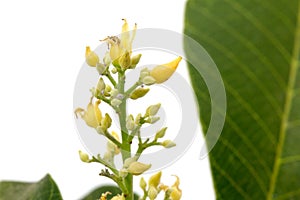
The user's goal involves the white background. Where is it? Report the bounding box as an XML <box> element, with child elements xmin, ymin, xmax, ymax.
<box><xmin>0</xmin><ymin>0</ymin><xmax>215</xmax><ymax>199</ymax></box>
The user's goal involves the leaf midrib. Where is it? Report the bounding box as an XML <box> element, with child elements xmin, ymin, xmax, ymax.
<box><xmin>267</xmin><ymin>2</ymin><xmax>300</xmax><ymax>199</ymax></box>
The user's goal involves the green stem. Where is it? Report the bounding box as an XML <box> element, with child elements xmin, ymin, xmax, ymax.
<box><xmin>125</xmin><ymin>81</ymin><xmax>141</xmax><ymax>97</ymax></box>
<box><xmin>117</xmin><ymin>71</ymin><xmax>134</xmax><ymax>200</ymax></box>
<box><xmin>104</xmin><ymin>130</ymin><xmax>122</xmax><ymax>147</ymax></box>
<box><xmin>105</xmin><ymin>71</ymin><xmax>117</xmax><ymax>87</ymax></box>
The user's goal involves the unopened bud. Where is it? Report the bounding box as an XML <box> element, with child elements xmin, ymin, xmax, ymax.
<box><xmin>146</xmin><ymin>116</ymin><xmax>160</xmax><ymax>124</ymax></box>
<box><xmin>148</xmin><ymin>186</ymin><xmax>158</xmax><ymax>200</ymax></box>
<box><xmin>103</xmin><ymin>52</ymin><xmax>111</xmax><ymax>66</ymax></box>
<box><xmin>150</xmin><ymin>56</ymin><xmax>182</xmax><ymax>83</ymax></box>
<box><xmin>130</xmin><ymin>88</ymin><xmax>150</xmax><ymax>100</ymax></box>
<box><xmin>119</xmin><ymin>51</ymin><xmax>131</xmax><ymax>69</ymax></box>
<box><xmin>130</xmin><ymin>54</ymin><xmax>142</xmax><ymax>68</ymax></box>
<box><xmin>123</xmin><ymin>156</ymin><xmax>137</xmax><ymax>168</ymax></box>
<box><xmin>146</xmin><ymin>103</ymin><xmax>161</xmax><ymax>116</ymax></box>
<box><xmin>140</xmin><ymin>68</ymin><xmax>150</xmax><ymax>80</ymax></box>
<box><xmin>135</xmin><ymin>113</ymin><xmax>142</xmax><ymax>125</ymax></box>
<box><xmin>148</xmin><ymin>171</ymin><xmax>162</xmax><ymax>188</ymax></box>
<box><xmin>119</xmin><ymin>168</ymin><xmax>128</xmax><ymax>178</ymax></box>
<box><xmin>162</xmin><ymin>140</ymin><xmax>176</xmax><ymax>148</ymax></box>
<box><xmin>126</xmin><ymin>114</ymin><xmax>135</xmax><ymax>130</ymax></box>
<box><xmin>85</xmin><ymin>46</ymin><xmax>99</xmax><ymax>67</ymax></box>
<box><xmin>139</xmin><ymin>177</ymin><xmax>147</xmax><ymax>190</ymax></box>
<box><xmin>101</xmin><ymin>113</ymin><xmax>112</xmax><ymax>131</ymax></box>
<box><xmin>155</xmin><ymin>127</ymin><xmax>167</xmax><ymax>140</ymax></box>
<box><xmin>110</xmin><ymin>89</ymin><xmax>119</xmax><ymax>98</ymax></box>
<box><xmin>96</xmin><ymin>78</ymin><xmax>105</xmax><ymax>93</ymax></box>
<box><xmin>127</xmin><ymin>161</ymin><xmax>151</xmax><ymax>175</ymax></box>
<box><xmin>96</xmin><ymin>63</ymin><xmax>105</xmax><ymax>74</ymax></box>
<box><xmin>111</xmin><ymin>68</ymin><xmax>118</xmax><ymax>74</ymax></box>
<box><xmin>104</xmin><ymin>85</ymin><xmax>112</xmax><ymax>97</ymax></box>
<box><xmin>79</xmin><ymin>150</ymin><xmax>90</xmax><ymax>163</ymax></box>
<box><xmin>142</xmin><ymin>76</ymin><xmax>156</xmax><ymax>85</ymax></box>
<box><xmin>111</xmin><ymin>98</ymin><xmax>122</xmax><ymax>107</ymax></box>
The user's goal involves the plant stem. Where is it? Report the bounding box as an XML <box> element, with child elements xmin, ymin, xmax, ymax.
<box><xmin>117</xmin><ymin>71</ymin><xmax>134</xmax><ymax>200</ymax></box>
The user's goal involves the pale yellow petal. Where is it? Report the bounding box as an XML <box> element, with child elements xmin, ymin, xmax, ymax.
<box><xmin>150</xmin><ymin>56</ymin><xmax>182</xmax><ymax>83</ymax></box>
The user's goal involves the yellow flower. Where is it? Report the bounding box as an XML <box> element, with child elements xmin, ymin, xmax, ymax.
<box><xmin>170</xmin><ymin>175</ymin><xmax>182</xmax><ymax>200</ymax></box>
<box><xmin>120</xmin><ymin>18</ymin><xmax>137</xmax><ymax>54</ymax></box>
<box><xmin>148</xmin><ymin>171</ymin><xmax>162</xmax><ymax>188</ymax></box>
<box><xmin>150</xmin><ymin>56</ymin><xmax>182</xmax><ymax>83</ymax></box>
<box><xmin>74</xmin><ymin>98</ymin><xmax>102</xmax><ymax>128</ymax></box>
<box><xmin>100</xmin><ymin>192</ymin><xmax>111</xmax><ymax>200</ymax></box>
<box><xmin>103</xmin><ymin>19</ymin><xmax>137</xmax><ymax>61</ymax></box>
<box><xmin>85</xmin><ymin>46</ymin><xmax>99</xmax><ymax>67</ymax></box>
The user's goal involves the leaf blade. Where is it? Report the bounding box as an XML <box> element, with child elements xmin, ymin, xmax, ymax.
<box><xmin>0</xmin><ymin>174</ymin><xmax>63</xmax><ymax>200</ymax></box>
<box><xmin>184</xmin><ymin>0</ymin><xmax>300</xmax><ymax>199</ymax></box>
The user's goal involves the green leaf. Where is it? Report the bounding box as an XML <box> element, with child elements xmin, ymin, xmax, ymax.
<box><xmin>184</xmin><ymin>0</ymin><xmax>300</xmax><ymax>199</ymax></box>
<box><xmin>81</xmin><ymin>185</ymin><xmax>139</xmax><ymax>200</ymax></box>
<box><xmin>0</xmin><ymin>174</ymin><xmax>62</xmax><ymax>200</ymax></box>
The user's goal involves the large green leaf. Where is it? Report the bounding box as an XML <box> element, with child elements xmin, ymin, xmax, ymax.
<box><xmin>184</xmin><ymin>0</ymin><xmax>300</xmax><ymax>199</ymax></box>
<box><xmin>0</xmin><ymin>174</ymin><xmax>62</xmax><ymax>200</ymax></box>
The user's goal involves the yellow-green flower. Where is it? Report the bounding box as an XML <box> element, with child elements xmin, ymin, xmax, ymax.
<box><xmin>150</xmin><ymin>56</ymin><xmax>182</xmax><ymax>83</ymax></box>
<box><xmin>75</xmin><ymin>98</ymin><xmax>102</xmax><ymax>128</ymax></box>
<box><xmin>170</xmin><ymin>175</ymin><xmax>182</xmax><ymax>200</ymax></box>
<box><xmin>104</xmin><ymin>19</ymin><xmax>137</xmax><ymax>61</ymax></box>
<box><xmin>85</xmin><ymin>46</ymin><xmax>99</xmax><ymax>67</ymax></box>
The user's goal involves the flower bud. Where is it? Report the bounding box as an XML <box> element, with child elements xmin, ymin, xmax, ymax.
<box><xmin>146</xmin><ymin>103</ymin><xmax>161</xmax><ymax>116</ymax></box>
<box><xmin>142</xmin><ymin>76</ymin><xmax>156</xmax><ymax>85</ymax></box>
<box><xmin>135</xmin><ymin>113</ymin><xmax>142</xmax><ymax>125</ymax></box>
<box><xmin>150</xmin><ymin>56</ymin><xmax>182</xmax><ymax>83</ymax></box>
<box><xmin>146</xmin><ymin>116</ymin><xmax>160</xmax><ymax>124</ymax></box>
<box><xmin>104</xmin><ymin>85</ymin><xmax>112</xmax><ymax>97</ymax></box>
<box><xmin>126</xmin><ymin>114</ymin><xmax>135</xmax><ymax>130</ymax></box>
<box><xmin>101</xmin><ymin>113</ymin><xmax>112</xmax><ymax>131</ymax></box>
<box><xmin>96</xmin><ymin>78</ymin><xmax>106</xmax><ymax>94</ymax></box>
<box><xmin>148</xmin><ymin>171</ymin><xmax>162</xmax><ymax>188</ymax></box>
<box><xmin>127</xmin><ymin>161</ymin><xmax>151</xmax><ymax>175</ymax></box>
<box><xmin>85</xmin><ymin>46</ymin><xmax>99</xmax><ymax>67</ymax></box>
<box><xmin>162</xmin><ymin>140</ymin><xmax>176</xmax><ymax>148</ymax></box>
<box><xmin>74</xmin><ymin>99</ymin><xmax>102</xmax><ymax>129</ymax></box>
<box><xmin>111</xmin><ymin>98</ymin><xmax>122</xmax><ymax>107</ymax></box>
<box><xmin>79</xmin><ymin>150</ymin><xmax>90</xmax><ymax>163</ymax></box>
<box><xmin>119</xmin><ymin>51</ymin><xmax>131</xmax><ymax>69</ymax></box>
<box><xmin>155</xmin><ymin>127</ymin><xmax>167</xmax><ymax>140</ymax></box>
<box><xmin>111</xmin><ymin>68</ymin><xmax>118</xmax><ymax>74</ymax></box>
<box><xmin>96</xmin><ymin>63</ymin><xmax>106</xmax><ymax>74</ymax></box>
<box><xmin>103</xmin><ymin>52</ymin><xmax>111</xmax><ymax>66</ymax></box>
<box><xmin>140</xmin><ymin>68</ymin><xmax>150</xmax><ymax>78</ymax></box>
<box><xmin>130</xmin><ymin>88</ymin><xmax>150</xmax><ymax>100</ymax></box>
<box><xmin>123</xmin><ymin>156</ymin><xmax>137</xmax><ymax>168</ymax></box>
<box><xmin>130</xmin><ymin>54</ymin><xmax>142</xmax><ymax>68</ymax></box>
<box><xmin>103</xmin><ymin>151</ymin><xmax>114</xmax><ymax>164</ymax></box>
<box><xmin>110</xmin><ymin>89</ymin><xmax>119</xmax><ymax>98</ymax></box>
<box><xmin>139</xmin><ymin>177</ymin><xmax>147</xmax><ymax>190</ymax></box>
<box><xmin>119</xmin><ymin>168</ymin><xmax>128</xmax><ymax>178</ymax></box>
<box><xmin>110</xmin><ymin>42</ymin><xmax>122</xmax><ymax>61</ymax></box>
<box><xmin>148</xmin><ymin>186</ymin><xmax>158</xmax><ymax>200</ymax></box>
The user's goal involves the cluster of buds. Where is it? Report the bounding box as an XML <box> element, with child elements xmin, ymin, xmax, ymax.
<box><xmin>74</xmin><ymin>19</ymin><xmax>182</xmax><ymax>200</ymax></box>
<box><xmin>139</xmin><ymin>171</ymin><xmax>182</xmax><ymax>200</ymax></box>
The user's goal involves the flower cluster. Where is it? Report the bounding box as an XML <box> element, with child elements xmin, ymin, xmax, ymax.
<box><xmin>74</xmin><ymin>19</ymin><xmax>182</xmax><ymax>200</ymax></box>
<box><xmin>139</xmin><ymin>171</ymin><xmax>182</xmax><ymax>200</ymax></box>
